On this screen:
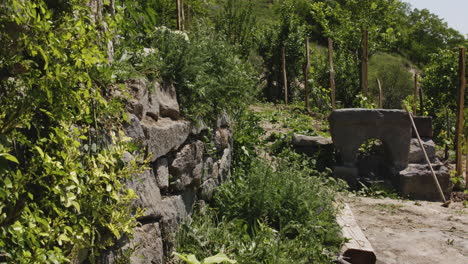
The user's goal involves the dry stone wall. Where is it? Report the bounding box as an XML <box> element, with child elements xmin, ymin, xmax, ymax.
<box><xmin>99</xmin><ymin>79</ymin><xmax>233</xmax><ymax>263</ymax></box>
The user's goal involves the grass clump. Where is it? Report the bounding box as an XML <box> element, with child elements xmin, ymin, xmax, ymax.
<box><xmin>176</xmin><ymin>156</ymin><xmax>346</xmax><ymax>263</ymax></box>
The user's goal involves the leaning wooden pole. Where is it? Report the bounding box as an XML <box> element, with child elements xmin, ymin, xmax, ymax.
<box><xmin>328</xmin><ymin>38</ymin><xmax>336</xmax><ymax>110</ymax></box>
<box><xmin>304</xmin><ymin>37</ymin><xmax>311</xmax><ymax>111</ymax></box>
<box><xmin>361</xmin><ymin>29</ymin><xmax>369</xmax><ymax>97</ymax></box>
<box><xmin>282</xmin><ymin>46</ymin><xmax>288</xmax><ymax>104</ymax></box>
<box><xmin>377</xmin><ymin>78</ymin><xmax>383</xmax><ymax>108</ymax></box>
<box><xmin>419</xmin><ymin>86</ymin><xmax>424</xmax><ymax>116</ymax></box>
<box><xmin>407</xmin><ymin>107</ymin><xmax>449</xmax><ymax>205</ymax></box>
<box><xmin>455</xmin><ymin>47</ymin><xmax>466</xmax><ymax>178</ymax></box>
<box><xmin>180</xmin><ymin>0</ymin><xmax>185</xmax><ymax>31</ymax></box>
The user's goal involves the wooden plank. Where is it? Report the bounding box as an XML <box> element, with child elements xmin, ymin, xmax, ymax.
<box><xmin>377</xmin><ymin>78</ymin><xmax>383</xmax><ymax>108</ymax></box>
<box><xmin>337</xmin><ymin>203</ymin><xmax>377</xmax><ymax>264</ymax></box>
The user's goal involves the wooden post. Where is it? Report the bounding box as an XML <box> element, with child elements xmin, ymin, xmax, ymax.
<box><xmin>176</xmin><ymin>0</ymin><xmax>182</xmax><ymax>30</ymax></box>
<box><xmin>186</xmin><ymin>3</ymin><xmax>191</xmax><ymax>31</ymax></box>
<box><xmin>180</xmin><ymin>0</ymin><xmax>185</xmax><ymax>31</ymax></box>
<box><xmin>304</xmin><ymin>37</ymin><xmax>310</xmax><ymax>111</ymax></box>
<box><xmin>465</xmin><ymin>133</ymin><xmax>468</xmax><ymax>189</ymax></box>
<box><xmin>328</xmin><ymin>38</ymin><xmax>336</xmax><ymax>110</ymax></box>
<box><xmin>419</xmin><ymin>86</ymin><xmax>424</xmax><ymax>116</ymax></box>
<box><xmin>361</xmin><ymin>29</ymin><xmax>369</xmax><ymax>97</ymax></box>
<box><xmin>445</xmin><ymin>109</ymin><xmax>450</xmax><ymax>160</ymax></box>
<box><xmin>282</xmin><ymin>46</ymin><xmax>288</xmax><ymax>104</ymax></box>
<box><xmin>455</xmin><ymin>47</ymin><xmax>466</xmax><ymax>177</ymax></box>
<box><xmin>377</xmin><ymin>78</ymin><xmax>383</xmax><ymax>108</ymax></box>
<box><xmin>413</xmin><ymin>73</ymin><xmax>418</xmax><ymax>114</ymax></box>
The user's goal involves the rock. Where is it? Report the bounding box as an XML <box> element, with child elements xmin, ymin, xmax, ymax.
<box><xmin>170</xmin><ymin>141</ymin><xmax>204</xmax><ymax>191</ymax></box>
<box><xmin>127</xmin><ymin>223</ymin><xmax>164</xmax><ymax>264</ymax></box>
<box><xmin>155</xmin><ymin>82</ymin><xmax>180</xmax><ymax>119</ymax></box>
<box><xmin>292</xmin><ymin>134</ymin><xmax>333</xmax><ymax>147</ymax></box>
<box><xmin>191</xmin><ymin>120</ymin><xmax>208</xmax><ymax>135</ymax></box>
<box><xmin>160</xmin><ymin>190</ymin><xmax>197</xmax><ymax>254</ymax></box>
<box><xmin>126</xmin><ymin>170</ymin><xmax>162</xmax><ymax>221</ymax></box>
<box><xmin>329</xmin><ymin>109</ymin><xmax>412</xmax><ymax>170</ymax></box>
<box><xmin>218</xmin><ymin>148</ymin><xmax>231</xmax><ymax>182</ymax></box>
<box><xmin>333</xmin><ymin>166</ymin><xmax>359</xmax><ymax>190</ymax></box>
<box><xmin>126</xmin><ymin>78</ymin><xmax>159</xmax><ymax>121</ymax></box>
<box><xmin>214</xmin><ymin>128</ymin><xmax>230</xmax><ymax>150</ymax></box>
<box><xmin>411</xmin><ymin>116</ymin><xmax>433</xmax><ymax>138</ymax></box>
<box><xmin>398</xmin><ymin>164</ymin><xmax>453</xmax><ymax>201</ymax></box>
<box><xmin>200</xmin><ymin>179</ymin><xmax>217</xmax><ymax>200</ymax></box>
<box><xmin>141</xmin><ymin>117</ymin><xmax>191</xmax><ymax>161</ymax></box>
<box><xmin>202</xmin><ymin>157</ymin><xmax>214</xmax><ymax>181</ymax></box>
<box><xmin>124</xmin><ymin>114</ymin><xmax>145</xmax><ymax>143</ymax></box>
<box><xmin>155</xmin><ymin>158</ymin><xmax>169</xmax><ymax>191</ymax></box>
<box><xmin>408</xmin><ymin>138</ymin><xmax>436</xmax><ymax>164</ymax></box>
<box><xmin>217</xmin><ymin>112</ymin><xmax>232</xmax><ymax>128</ymax></box>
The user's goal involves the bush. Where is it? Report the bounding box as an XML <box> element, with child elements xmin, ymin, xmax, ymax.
<box><xmin>176</xmin><ymin>156</ymin><xmax>346</xmax><ymax>263</ymax></box>
<box><xmin>368</xmin><ymin>53</ymin><xmax>414</xmax><ymax>109</ymax></box>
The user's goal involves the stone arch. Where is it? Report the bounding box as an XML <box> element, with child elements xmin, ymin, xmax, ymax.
<box><xmin>328</xmin><ymin>109</ymin><xmax>412</xmax><ymax>171</ymax></box>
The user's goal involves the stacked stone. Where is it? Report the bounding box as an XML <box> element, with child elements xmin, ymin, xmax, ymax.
<box><xmin>99</xmin><ymin>79</ymin><xmax>233</xmax><ymax>264</ymax></box>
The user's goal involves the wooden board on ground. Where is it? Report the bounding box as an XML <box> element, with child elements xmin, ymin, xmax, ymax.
<box><xmin>337</xmin><ymin>203</ymin><xmax>377</xmax><ymax>264</ymax></box>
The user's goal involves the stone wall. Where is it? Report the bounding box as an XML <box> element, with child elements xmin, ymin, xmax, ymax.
<box><xmin>99</xmin><ymin>79</ymin><xmax>233</xmax><ymax>263</ymax></box>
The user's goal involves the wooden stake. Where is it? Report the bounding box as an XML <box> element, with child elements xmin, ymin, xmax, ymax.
<box><xmin>466</xmin><ymin>133</ymin><xmax>468</xmax><ymax>189</ymax></box>
<box><xmin>413</xmin><ymin>73</ymin><xmax>418</xmax><ymax>114</ymax></box>
<box><xmin>328</xmin><ymin>38</ymin><xmax>336</xmax><ymax>110</ymax></box>
<box><xmin>282</xmin><ymin>46</ymin><xmax>288</xmax><ymax>104</ymax></box>
<box><xmin>176</xmin><ymin>0</ymin><xmax>182</xmax><ymax>30</ymax></box>
<box><xmin>361</xmin><ymin>29</ymin><xmax>369</xmax><ymax>97</ymax></box>
<box><xmin>304</xmin><ymin>37</ymin><xmax>310</xmax><ymax>111</ymax></box>
<box><xmin>377</xmin><ymin>78</ymin><xmax>383</xmax><ymax>108</ymax></box>
<box><xmin>445</xmin><ymin>109</ymin><xmax>450</xmax><ymax>161</ymax></box>
<box><xmin>455</xmin><ymin>47</ymin><xmax>466</xmax><ymax>177</ymax></box>
<box><xmin>180</xmin><ymin>0</ymin><xmax>185</xmax><ymax>31</ymax></box>
<box><xmin>407</xmin><ymin>107</ymin><xmax>449</xmax><ymax>204</ymax></box>
<box><xmin>419</xmin><ymin>85</ymin><xmax>424</xmax><ymax>116</ymax></box>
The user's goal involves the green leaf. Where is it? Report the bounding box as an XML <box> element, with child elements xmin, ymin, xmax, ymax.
<box><xmin>173</xmin><ymin>252</ymin><xmax>201</xmax><ymax>264</ymax></box>
<box><xmin>4</xmin><ymin>177</ymin><xmax>13</xmax><ymax>188</ymax></box>
<box><xmin>0</xmin><ymin>153</ymin><xmax>19</xmax><ymax>164</ymax></box>
<box><xmin>203</xmin><ymin>253</ymin><xmax>237</xmax><ymax>264</ymax></box>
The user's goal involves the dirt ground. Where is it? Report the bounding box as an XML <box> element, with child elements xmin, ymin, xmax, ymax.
<box><xmin>347</xmin><ymin>196</ymin><xmax>468</xmax><ymax>264</ymax></box>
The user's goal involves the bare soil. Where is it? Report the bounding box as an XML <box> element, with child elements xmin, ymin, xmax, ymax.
<box><xmin>347</xmin><ymin>197</ymin><xmax>468</xmax><ymax>264</ymax></box>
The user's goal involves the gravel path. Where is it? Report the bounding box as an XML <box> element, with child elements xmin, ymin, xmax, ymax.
<box><xmin>348</xmin><ymin>197</ymin><xmax>468</xmax><ymax>264</ymax></box>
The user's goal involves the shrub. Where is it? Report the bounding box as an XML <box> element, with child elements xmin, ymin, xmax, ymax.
<box><xmin>176</xmin><ymin>156</ymin><xmax>346</xmax><ymax>263</ymax></box>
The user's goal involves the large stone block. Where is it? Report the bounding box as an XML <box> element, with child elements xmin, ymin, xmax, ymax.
<box><xmin>398</xmin><ymin>164</ymin><xmax>453</xmax><ymax>201</ymax></box>
<box><xmin>155</xmin><ymin>158</ymin><xmax>169</xmax><ymax>191</ymax></box>
<box><xmin>333</xmin><ymin>166</ymin><xmax>359</xmax><ymax>189</ymax></box>
<box><xmin>408</xmin><ymin>138</ymin><xmax>436</xmax><ymax>164</ymax></box>
<box><xmin>126</xmin><ymin>78</ymin><xmax>159</xmax><ymax>121</ymax></box>
<box><xmin>169</xmin><ymin>141</ymin><xmax>204</xmax><ymax>191</ymax></box>
<box><xmin>126</xmin><ymin>170</ymin><xmax>162</xmax><ymax>221</ymax></box>
<box><xmin>124</xmin><ymin>114</ymin><xmax>145</xmax><ymax>143</ymax></box>
<box><xmin>127</xmin><ymin>223</ymin><xmax>164</xmax><ymax>264</ymax></box>
<box><xmin>141</xmin><ymin>117</ymin><xmax>191</xmax><ymax>161</ymax></box>
<box><xmin>154</xmin><ymin>82</ymin><xmax>180</xmax><ymax>119</ymax></box>
<box><xmin>329</xmin><ymin>109</ymin><xmax>412</xmax><ymax>170</ymax></box>
<box><xmin>411</xmin><ymin>116</ymin><xmax>433</xmax><ymax>138</ymax></box>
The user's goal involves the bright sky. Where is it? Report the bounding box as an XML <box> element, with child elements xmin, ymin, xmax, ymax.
<box><xmin>404</xmin><ymin>0</ymin><xmax>468</xmax><ymax>36</ymax></box>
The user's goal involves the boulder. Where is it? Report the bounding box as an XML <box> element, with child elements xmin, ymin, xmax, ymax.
<box><xmin>124</xmin><ymin>114</ymin><xmax>145</xmax><ymax>143</ymax></box>
<box><xmin>155</xmin><ymin>82</ymin><xmax>180</xmax><ymax>119</ymax></box>
<box><xmin>170</xmin><ymin>141</ymin><xmax>204</xmax><ymax>191</ymax></box>
<box><xmin>214</xmin><ymin>128</ymin><xmax>230</xmax><ymax>150</ymax></box>
<box><xmin>200</xmin><ymin>179</ymin><xmax>217</xmax><ymax>200</ymax></box>
<box><xmin>126</xmin><ymin>78</ymin><xmax>159</xmax><ymax>121</ymax></box>
<box><xmin>292</xmin><ymin>134</ymin><xmax>333</xmax><ymax>147</ymax></box>
<box><xmin>218</xmin><ymin>148</ymin><xmax>231</xmax><ymax>182</ymax></box>
<box><xmin>408</xmin><ymin>138</ymin><xmax>436</xmax><ymax>164</ymax></box>
<box><xmin>154</xmin><ymin>158</ymin><xmax>169</xmax><ymax>191</ymax></box>
<box><xmin>141</xmin><ymin>117</ymin><xmax>191</xmax><ymax>161</ymax></box>
<box><xmin>127</xmin><ymin>223</ymin><xmax>164</xmax><ymax>264</ymax></box>
<box><xmin>398</xmin><ymin>164</ymin><xmax>453</xmax><ymax>201</ymax></box>
<box><xmin>126</xmin><ymin>170</ymin><xmax>162</xmax><ymax>221</ymax></box>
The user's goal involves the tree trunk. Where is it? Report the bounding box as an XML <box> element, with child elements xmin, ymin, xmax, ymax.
<box><xmin>361</xmin><ymin>29</ymin><xmax>368</xmax><ymax>97</ymax></box>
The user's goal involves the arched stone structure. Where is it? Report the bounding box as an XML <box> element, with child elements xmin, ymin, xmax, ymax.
<box><xmin>328</xmin><ymin>109</ymin><xmax>412</xmax><ymax>170</ymax></box>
